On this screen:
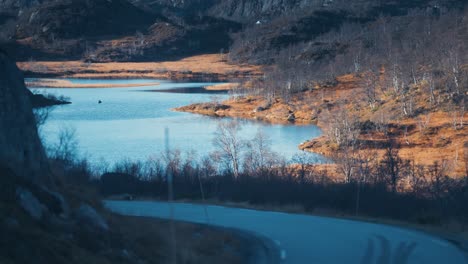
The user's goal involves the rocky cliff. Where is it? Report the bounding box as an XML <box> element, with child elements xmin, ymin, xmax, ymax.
<box><xmin>0</xmin><ymin>50</ymin><xmax>49</xmax><ymax>182</ymax></box>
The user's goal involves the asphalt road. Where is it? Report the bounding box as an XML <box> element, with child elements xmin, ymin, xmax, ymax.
<box><xmin>104</xmin><ymin>201</ymin><xmax>467</xmax><ymax>264</ymax></box>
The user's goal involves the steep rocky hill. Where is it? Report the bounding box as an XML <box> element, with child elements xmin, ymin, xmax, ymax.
<box><xmin>0</xmin><ymin>50</ymin><xmax>49</xmax><ymax>182</ymax></box>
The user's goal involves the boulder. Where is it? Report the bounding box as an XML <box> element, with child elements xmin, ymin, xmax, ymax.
<box><xmin>253</xmin><ymin>106</ymin><xmax>265</xmax><ymax>113</ymax></box>
<box><xmin>287</xmin><ymin>113</ymin><xmax>296</xmax><ymax>122</ymax></box>
<box><xmin>16</xmin><ymin>187</ymin><xmax>47</xmax><ymax>221</ymax></box>
<box><xmin>41</xmin><ymin>187</ymin><xmax>70</xmax><ymax>218</ymax></box>
<box><xmin>75</xmin><ymin>204</ymin><xmax>109</xmax><ymax>232</ymax></box>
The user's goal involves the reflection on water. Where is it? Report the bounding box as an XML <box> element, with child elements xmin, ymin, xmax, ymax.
<box><xmin>30</xmin><ymin>78</ymin><xmax>323</xmax><ymax>165</ymax></box>
<box><xmin>144</xmin><ymin>87</ymin><xmax>228</xmax><ymax>94</ymax></box>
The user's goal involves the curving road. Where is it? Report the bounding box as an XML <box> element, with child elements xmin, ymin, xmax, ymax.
<box><xmin>104</xmin><ymin>201</ymin><xmax>467</xmax><ymax>264</ymax></box>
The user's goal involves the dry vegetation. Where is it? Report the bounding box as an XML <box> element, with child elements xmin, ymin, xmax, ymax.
<box><xmin>25</xmin><ymin>79</ymin><xmax>160</xmax><ymax>88</ymax></box>
<box><xmin>17</xmin><ymin>54</ymin><xmax>262</xmax><ymax>81</ymax></box>
<box><xmin>0</xmin><ymin>156</ymin><xmax>253</xmax><ymax>264</ymax></box>
<box><xmin>107</xmin><ymin>215</ymin><xmax>245</xmax><ymax>264</ymax></box>
<box><xmin>176</xmin><ymin>72</ymin><xmax>467</xmax><ymax>178</ymax></box>
<box><xmin>177</xmin><ymin>6</ymin><xmax>468</xmax><ymax>179</ymax></box>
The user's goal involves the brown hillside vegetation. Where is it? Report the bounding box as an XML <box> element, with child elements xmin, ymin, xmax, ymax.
<box><xmin>17</xmin><ymin>54</ymin><xmax>262</xmax><ymax>81</ymax></box>
<box><xmin>176</xmin><ymin>73</ymin><xmax>467</xmax><ymax>178</ymax></box>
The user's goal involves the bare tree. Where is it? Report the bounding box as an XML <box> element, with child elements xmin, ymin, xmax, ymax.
<box><xmin>378</xmin><ymin>139</ymin><xmax>405</xmax><ymax>193</ymax></box>
<box><xmin>362</xmin><ymin>71</ymin><xmax>379</xmax><ymax>110</ymax></box>
<box><xmin>291</xmin><ymin>151</ymin><xmax>317</xmax><ymax>183</ymax></box>
<box><xmin>244</xmin><ymin>129</ymin><xmax>281</xmax><ymax>176</ymax></box>
<box><xmin>332</xmin><ymin>146</ymin><xmax>359</xmax><ymax>183</ymax></box>
<box><xmin>427</xmin><ymin>160</ymin><xmax>453</xmax><ymax>209</ymax></box>
<box><xmin>372</xmin><ymin>110</ymin><xmax>390</xmax><ymax>135</ymax></box>
<box><xmin>449</xmin><ymin>101</ymin><xmax>465</xmax><ymax>130</ymax></box>
<box><xmin>212</xmin><ymin>120</ymin><xmax>244</xmax><ymax>178</ymax></box>
<box><xmin>48</xmin><ymin>126</ymin><xmax>79</xmax><ymax>162</ymax></box>
<box><xmin>33</xmin><ymin>106</ymin><xmax>54</xmax><ymax>130</ymax></box>
<box><xmin>327</xmin><ymin>106</ymin><xmax>360</xmax><ymax>147</ymax></box>
<box><xmin>416</xmin><ymin>113</ymin><xmax>431</xmax><ymax>135</ymax></box>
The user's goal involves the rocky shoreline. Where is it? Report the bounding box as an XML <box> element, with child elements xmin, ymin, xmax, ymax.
<box><xmin>174</xmin><ymin>76</ymin><xmax>467</xmax><ymax>177</ymax></box>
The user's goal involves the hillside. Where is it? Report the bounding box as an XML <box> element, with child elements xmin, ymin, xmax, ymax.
<box><xmin>0</xmin><ymin>50</ymin><xmax>49</xmax><ymax>182</ymax></box>
<box><xmin>1</xmin><ymin>0</ymin><xmax>466</xmax><ymax>177</ymax></box>
<box><xmin>0</xmin><ymin>0</ymin><xmax>241</xmax><ymax>61</ymax></box>
<box><xmin>0</xmin><ymin>1</ymin><xmax>467</xmax><ymax>260</ymax></box>
<box><xmin>1</xmin><ymin>0</ymin><xmax>465</xmax><ymax>63</ymax></box>
<box><xmin>0</xmin><ymin>50</ymin><xmax>264</xmax><ymax>264</ymax></box>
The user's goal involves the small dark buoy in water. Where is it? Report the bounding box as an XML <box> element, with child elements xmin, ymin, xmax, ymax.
<box><xmin>98</xmin><ymin>100</ymin><xmax>102</xmax><ymax>104</ymax></box>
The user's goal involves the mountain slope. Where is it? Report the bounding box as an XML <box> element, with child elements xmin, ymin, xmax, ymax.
<box><xmin>0</xmin><ymin>0</ymin><xmax>467</xmax><ymax>64</ymax></box>
<box><xmin>16</xmin><ymin>0</ymin><xmax>158</xmax><ymax>39</ymax></box>
<box><xmin>0</xmin><ymin>50</ymin><xmax>49</xmax><ymax>182</ymax></box>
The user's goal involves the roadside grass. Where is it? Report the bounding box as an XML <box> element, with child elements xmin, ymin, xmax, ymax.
<box><xmin>0</xmin><ymin>162</ymin><xmax>247</xmax><ymax>264</ymax></box>
<box><xmin>107</xmin><ymin>214</ymin><xmax>244</xmax><ymax>264</ymax></box>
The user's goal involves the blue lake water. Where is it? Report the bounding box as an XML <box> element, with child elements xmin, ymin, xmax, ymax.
<box><xmin>30</xmin><ymin>79</ymin><xmax>323</xmax><ymax>165</ymax></box>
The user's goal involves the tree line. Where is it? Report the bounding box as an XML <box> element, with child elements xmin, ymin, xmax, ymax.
<box><xmin>236</xmin><ymin>5</ymin><xmax>467</xmax><ymax>116</ymax></box>
<box><xmin>46</xmin><ymin>121</ymin><xmax>468</xmax><ymax>225</ymax></box>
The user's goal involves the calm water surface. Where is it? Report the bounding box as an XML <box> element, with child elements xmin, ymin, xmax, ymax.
<box><xmin>31</xmin><ymin>79</ymin><xmax>323</xmax><ymax>165</ymax></box>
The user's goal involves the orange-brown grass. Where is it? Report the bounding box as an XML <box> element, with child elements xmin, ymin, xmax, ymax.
<box><xmin>25</xmin><ymin>78</ymin><xmax>160</xmax><ymax>88</ymax></box>
<box><xmin>204</xmin><ymin>83</ymin><xmax>240</xmax><ymax>91</ymax></box>
<box><xmin>17</xmin><ymin>54</ymin><xmax>262</xmax><ymax>80</ymax></box>
<box><xmin>176</xmin><ymin>74</ymin><xmax>467</xmax><ymax>177</ymax></box>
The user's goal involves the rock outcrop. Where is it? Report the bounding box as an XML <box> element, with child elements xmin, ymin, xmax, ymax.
<box><xmin>75</xmin><ymin>204</ymin><xmax>109</xmax><ymax>232</ymax></box>
<box><xmin>0</xmin><ymin>50</ymin><xmax>49</xmax><ymax>182</ymax></box>
<box><xmin>15</xmin><ymin>187</ymin><xmax>48</xmax><ymax>220</ymax></box>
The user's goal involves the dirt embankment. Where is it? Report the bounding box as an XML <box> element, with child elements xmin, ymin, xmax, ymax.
<box><xmin>17</xmin><ymin>54</ymin><xmax>262</xmax><ymax>81</ymax></box>
<box><xmin>176</xmin><ymin>74</ymin><xmax>468</xmax><ymax>177</ymax></box>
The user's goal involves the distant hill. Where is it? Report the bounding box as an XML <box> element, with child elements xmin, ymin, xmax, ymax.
<box><xmin>0</xmin><ymin>0</ymin><xmax>466</xmax><ymax>63</ymax></box>
<box><xmin>15</xmin><ymin>0</ymin><xmax>158</xmax><ymax>39</ymax></box>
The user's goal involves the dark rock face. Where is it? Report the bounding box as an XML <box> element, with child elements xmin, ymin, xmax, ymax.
<box><xmin>0</xmin><ymin>50</ymin><xmax>49</xmax><ymax>182</ymax></box>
